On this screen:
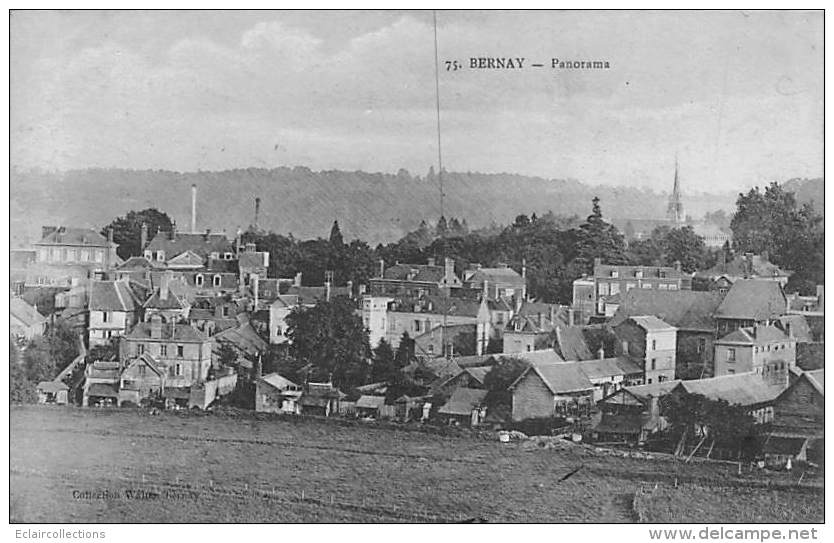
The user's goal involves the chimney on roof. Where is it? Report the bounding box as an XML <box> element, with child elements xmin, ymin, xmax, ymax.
<box><xmin>598</xmin><ymin>346</ymin><xmax>605</xmax><ymax>360</ymax></box>
<box><xmin>444</xmin><ymin>257</ymin><xmax>455</xmax><ymax>281</ymax></box>
<box><xmin>160</xmin><ymin>271</ymin><xmax>171</xmax><ymax>301</ymax></box>
<box><xmin>191</xmin><ymin>184</ymin><xmax>198</xmax><ymax>234</ymax></box>
<box><xmin>41</xmin><ymin>226</ymin><xmax>58</xmax><ymax>239</ymax></box>
<box><xmin>294</xmin><ymin>272</ymin><xmax>302</xmax><ymax>287</ymax></box>
<box><xmin>568</xmin><ymin>307</ymin><xmax>575</xmax><ymax>326</ymax></box>
<box><xmin>378</xmin><ymin>259</ymin><xmax>385</xmax><ymax>278</ymax></box>
<box><xmin>150</xmin><ymin>314</ymin><xmax>163</xmax><ymax>339</ymax></box>
<box><xmin>427</xmin><ymin>257</ymin><xmax>436</xmax><ymax>267</ymax></box>
<box><xmin>140</xmin><ymin>223</ymin><xmax>148</xmax><ymax>251</ymax></box>
<box><xmin>107</xmin><ymin>227</ymin><xmax>114</xmax><ymax>244</ymax></box>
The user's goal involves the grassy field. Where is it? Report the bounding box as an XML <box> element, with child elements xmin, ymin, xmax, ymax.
<box><xmin>10</xmin><ymin>406</ymin><xmax>823</xmax><ymax>523</ymax></box>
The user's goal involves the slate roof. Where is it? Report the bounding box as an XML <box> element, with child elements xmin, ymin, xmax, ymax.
<box><xmin>578</xmin><ymin>357</ymin><xmax>643</xmax><ymax>380</ymax></box>
<box><xmin>356</xmin><ymin>395</ymin><xmax>387</xmax><ymax>409</ymax></box>
<box><xmin>438</xmin><ymin>388</ymin><xmax>488</xmax><ymax>416</ymax></box>
<box><xmin>36</xmin><ymin>227</ymin><xmax>113</xmax><ymax>247</ymax></box>
<box><xmin>10</xmin><ymin>297</ymin><xmax>46</xmax><ymax>327</ymax></box>
<box><xmin>553</xmin><ymin>326</ymin><xmax>594</xmax><ymax>360</ymax></box>
<box><xmin>145</xmin><ymin>232</ymin><xmax>234</xmax><ymax>259</ymax></box>
<box><xmin>390</xmin><ymin>295</ymin><xmax>483</xmax><ymax>318</ymax></box>
<box><xmin>516</xmin><ymin>349</ymin><xmax>565</xmax><ymax>366</ymax></box>
<box><xmin>804</xmin><ymin>369</ymin><xmax>824</xmax><ymax>395</ymax></box>
<box><xmin>167</xmin><ymin>250</ymin><xmax>205</xmax><ymax>268</ymax></box>
<box><xmin>624</xmin><ymin>380</ymin><xmax>682</xmax><ymax>400</ymax></box>
<box><xmin>125</xmin><ymin>322</ymin><xmax>209</xmax><ymax>343</ymax></box>
<box><xmin>716</xmin><ymin>325</ymin><xmax>790</xmax><ymax>345</ymax></box>
<box><xmin>715</xmin><ymin>279</ymin><xmax>787</xmax><ymax>321</ymax></box>
<box><xmin>676</xmin><ymin>373</ymin><xmax>783</xmax><ymax>407</ymax></box>
<box><xmin>627</xmin><ymin>315</ymin><xmax>677</xmax><ymax>332</ymax></box>
<box><xmin>465</xmin><ymin>267</ymin><xmax>525</xmax><ymax>286</ymax></box>
<box><xmin>214</xmin><ymin>322</ymin><xmax>267</xmax><ymax>357</ymax></box>
<box><xmin>285</xmin><ymin>285</ymin><xmax>351</xmax><ymax>305</ymax></box>
<box><xmin>383</xmin><ymin>263</ymin><xmax>446</xmax><ymax>283</ymax></box>
<box><xmin>594</xmin><ymin>263</ymin><xmax>684</xmax><ymax>280</ymax></box>
<box><xmin>775</xmin><ymin>315</ymin><xmax>814</xmax><ymax>343</ymax></box>
<box><xmin>698</xmin><ymin>254</ymin><xmax>790</xmax><ymax>280</ymax></box>
<box><xmin>239</xmin><ymin>251</ymin><xmax>269</xmax><ymax>269</ymax></box>
<box><xmin>87</xmin><ymin>383</ymin><xmax>119</xmax><ymax>397</ymax></box>
<box><xmin>259</xmin><ymin>373</ymin><xmax>300</xmax><ymax>391</ymax></box>
<box><xmin>511</xmin><ymin>361</ymin><xmax>593</xmax><ymax>394</ymax></box>
<box><xmin>609</xmin><ymin>289</ymin><xmax>725</xmax><ymax>331</ymax></box>
<box><xmin>143</xmin><ymin>286</ymin><xmax>190</xmax><ymax>310</ymax></box>
<box><xmin>37</xmin><ymin>381</ymin><xmax>68</xmax><ymax>393</ymax></box>
<box><xmin>89</xmin><ymin>280</ymin><xmax>142</xmax><ymax>312</ymax></box>
<box><xmin>117</xmin><ymin>256</ymin><xmax>157</xmax><ymax>270</ymax></box>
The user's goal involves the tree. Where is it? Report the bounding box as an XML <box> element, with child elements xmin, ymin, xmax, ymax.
<box><xmin>435</xmin><ymin>216</ymin><xmax>448</xmax><ymax>238</ymax></box>
<box><xmin>394</xmin><ymin>332</ymin><xmax>415</xmax><ymax>368</ymax></box>
<box><xmin>216</xmin><ymin>341</ymin><xmax>239</xmax><ymax>368</ymax></box>
<box><xmin>285</xmin><ymin>298</ymin><xmax>371</xmax><ymax>389</ymax></box>
<box><xmin>329</xmin><ymin>220</ymin><xmax>344</xmax><ymax>247</ymax></box>
<box><xmin>731</xmin><ymin>182</ymin><xmax>824</xmax><ymax>293</ymax></box>
<box><xmin>10</xmin><ymin>339</ymin><xmax>36</xmax><ymax>404</ymax></box>
<box><xmin>370</xmin><ymin>339</ymin><xmax>397</xmax><ymax>383</ymax></box>
<box><xmin>483</xmin><ymin>357</ymin><xmax>529</xmax><ymax>410</ymax></box>
<box><xmin>451</xmin><ymin>330</ymin><xmax>476</xmax><ymax>357</ymax></box>
<box><xmin>88</xmin><ymin>340</ymin><xmax>118</xmax><ymax>362</ymax></box>
<box><xmin>103</xmin><ymin>208</ymin><xmax>173</xmax><ymax>260</ymax></box>
<box><xmin>23</xmin><ymin>337</ymin><xmax>58</xmax><ymax>383</ymax></box>
<box><xmin>573</xmin><ymin>197</ymin><xmax>628</xmax><ymax>275</ymax></box>
<box><xmin>661</xmin><ymin>226</ymin><xmax>709</xmax><ymax>273</ymax></box>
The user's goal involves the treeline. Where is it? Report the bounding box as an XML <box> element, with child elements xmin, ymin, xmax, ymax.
<box><xmin>103</xmin><ymin>181</ymin><xmax>823</xmax><ymax>303</ymax></box>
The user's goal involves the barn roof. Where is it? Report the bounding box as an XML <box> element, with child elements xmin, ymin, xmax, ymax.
<box><xmin>676</xmin><ymin>373</ymin><xmax>783</xmax><ymax>407</ymax></box>
<box><xmin>438</xmin><ymin>388</ymin><xmax>487</xmax><ymax>416</ymax></box>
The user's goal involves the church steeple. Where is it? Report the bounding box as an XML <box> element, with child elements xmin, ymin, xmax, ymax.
<box><xmin>667</xmin><ymin>156</ymin><xmax>684</xmax><ymax>226</ymax></box>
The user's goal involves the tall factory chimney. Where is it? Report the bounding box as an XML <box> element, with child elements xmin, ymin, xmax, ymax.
<box><xmin>254</xmin><ymin>197</ymin><xmax>261</xmax><ymax>231</ymax></box>
<box><xmin>191</xmin><ymin>184</ymin><xmax>197</xmax><ymax>234</ymax></box>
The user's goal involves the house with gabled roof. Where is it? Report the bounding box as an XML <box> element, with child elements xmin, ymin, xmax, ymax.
<box><xmin>10</xmin><ymin>296</ymin><xmax>46</xmax><ymax>341</ymax></box>
<box><xmin>369</xmin><ymin>257</ymin><xmax>462</xmax><ymax>299</ymax></box>
<box><xmin>765</xmin><ymin>369</ymin><xmax>824</xmax><ymax>465</ymax></box>
<box><xmin>610</xmin><ymin>289</ymin><xmax>725</xmax><ymax>378</ymax></box>
<box><xmin>670</xmin><ymin>371</ymin><xmax>787</xmax><ymax>424</ymax></box>
<box><xmin>144</xmin><ymin>230</ymin><xmax>235</xmax><ymax>265</ymax></box>
<box><xmin>255</xmin><ymin>373</ymin><xmax>302</xmax><ymax>414</ymax></box>
<box><xmin>88</xmin><ymin>278</ymin><xmax>144</xmax><ymax>347</ymax></box>
<box><xmin>714</xmin><ymin>279</ymin><xmax>787</xmax><ymax>337</ymax></box>
<box><xmin>693</xmin><ymin>252</ymin><xmax>791</xmax><ymax>292</ymax></box>
<box><xmin>29</xmin><ymin>226</ymin><xmax>121</xmax><ymax>287</ymax></box>
<box><xmin>509</xmin><ymin>361</ymin><xmax>595</xmax><ymax>421</ymax></box>
<box><xmin>594</xmin><ymin>379</ymin><xmax>681</xmax><ymax>443</ymax></box>
<box><xmin>117</xmin><ymin>353</ymin><xmax>167</xmax><ymax>406</ymax></box>
<box><xmin>120</xmin><ymin>314</ymin><xmax>212</xmax><ymax>390</ymax></box>
<box><xmin>438</xmin><ymin>387</ymin><xmax>489</xmax><ymax>426</ymax></box>
<box><xmin>503</xmin><ymin>301</ymin><xmax>568</xmax><ymax>354</ymax></box>
<box><xmin>463</xmin><ymin>263</ymin><xmax>527</xmax><ymax>301</ymax></box>
<box><xmin>713</xmin><ymin>323</ymin><xmax>796</xmax><ymax>378</ymax></box>
<box><xmin>614</xmin><ymin>315</ymin><xmax>677</xmax><ymax>385</ymax></box>
<box><xmin>142</xmin><ymin>273</ymin><xmax>191</xmax><ymax>322</ymax></box>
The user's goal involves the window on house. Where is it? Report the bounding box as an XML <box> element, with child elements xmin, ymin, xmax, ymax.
<box><xmin>175</xmin><ymin>364</ymin><xmax>182</xmax><ymax>377</ymax></box>
<box><xmin>647</xmin><ymin>378</ymin><xmax>653</xmax><ymax>384</ymax></box>
<box><xmin>727</xmin><ymin>369</ymin><xmax>735</xmax><ymax>375</ymax></box>
<box><xmin>642</xmin><ymin>283</ymin><xmax>652</xmax><ymax>289</ymax></box>
<box><xmin>156</xmin><ymin>251</ymin><xmax>165</xmax><ymax>261</ymax></box>
<box><xmin>95</xmin><ymin>250</ymin><xmax>104</xmax><ymax>263</ymax></box>
<box><xmin>68</xmin><ymin>249</ymin><xmax>76</xmax><ymax>261</ymax></box>
<box><xmin>195</xmin><ymin>274</ymin><xmax>204</xmax><ymax>287</ymax></box>
<box><xmin>137</xmin><ymin>344</ymin><xmax>145</xmax><ymax>355</ymax></box>
<box><xmin>598</xmin><ymin>283</ymin><xmax>609</xmax><ymax>296</ymax></box>
<box><xmin>276</xmin><ymin>326</ymin><xmax>283</xmax><ymax>337</ymax></box>
<box><xmin>222</xmin><ymin>306</ymin><xmax>229</xmax><ymax>317</ymax></box>
<box><xmin>668</xmin><ymin>284</ymin><xmax>678</xmax><ymax>291</ymax></box>
<box><xmin>651</xmin><ymin>339</ymin><xmax>657</xmax><ymax>350</ymax></box>
<box><xmin>697</xmin><ymin>338</ymin><xmax>706</xmax><ymax>353</ymax></box>
<box><xmin>427</xmin><ymin>344</ymin><xmax>434</xmax><ymax>354</ymax></box>
<box><xmin>177</xmin><ymin>345</ymin><xmax>184</xmax><ymax>358</ymax></box>
<box><xmin>210</xmin><ymin>252</ymin><xmax>219</xmax><ymax>260</ymax></box>
<box><xmin>414</xmin><ymin>320</ymin><xmax>422</xmax><ymax>332</ymax></box>
<box><xmin>658</xmin><ymin>283</ymin><xmax>669</xmax><ymax>290</ymax></box>
<box><xmin>635</xmin><ymin>270</ymin><xmax>643</xmax><ymax>279</ymax></box>
<box><xmin>610</xmin><ymin>283</ymin><xmax>620</xmax><ymax>295</ymax></box>
<box><xmin>658</xmin><ymin>375</ymin><xmax>666</xmax><ymax>382</ymax></box>
<box><xmin>728</xmin><ymin>348</ymin><xmax>736</xmax><ymax>361</ymax></box>
<box><xmin>526</xmin><ymin>345</ymin><xmax>532</xmax><ymax>352</ymax></box>
<box><xmin>626</xmin><ymin>282</ymin><xmax>636</xmax><ymax>291</ymax></box>
<box><xmin>610</xmin><ymin>270</ymin><xmax>619</xmax><ymax>278</ymax></box>
<box><xmin>213</xmin><ymin>275</ymin><xmax>222</xmax><ymax>287</ymax></box>
<box><xmin>139</xmin><ymin>365</ymin><xmax>146</xmax><ymax>376</ymax></box>
<box><xmin>160</xmin><ymin>345</ymin><xmax>167</xmax><ymax>356</ymax></box>
<box><xmin>651</xmin><ymin>359</ymin><xmax>656</xmax><ymax>370</ymax></box>
<box><xmin>102</xmin><ymin>311</ymin><xmax>109</xmax><ymax>323</ymax></box>
<box><xmin>224</xmin><ymin>252</ymin><xmax>234</xmax><ymax>260</ymax></box>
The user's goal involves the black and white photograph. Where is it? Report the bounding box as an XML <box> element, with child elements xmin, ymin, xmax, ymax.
<box><xmin>7</xmin><ymin>8</ymin><xmax>826</xmax><ymax>527</ymax></box>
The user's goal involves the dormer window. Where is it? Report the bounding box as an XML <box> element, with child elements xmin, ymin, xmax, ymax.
<box><xmin>610</xmin><ymin>270</ymin><xmax>619</xmax><ymax>278</ymax></box>
<box><xmin>156</xmin><ymin>250</ymin><xmax>165</xmax><ymax>262</ymax></box>
<box><xmin>224</xmin><ymin>252</ymin><xmax>234</xmax><ymax>260</ymax></box>
<box><xmin>210</xmin><ymin>252</ymin><xmax>220</xmax><ymax>260</ymax></box>
<box><xmin>213</xmin><ymin>274</ymin><xmax>222</xmax><ymax>287</ymax></box>
<box><xmin>144</xmin><ymin>250</ymin><xmax>152</xmax><ymax>260</ymax></box>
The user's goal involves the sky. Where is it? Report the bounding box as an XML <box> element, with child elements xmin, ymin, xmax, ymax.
<box><xmin>10</xmin><ymin>10</ymin><xmax>823</xmax><ymax>193</ymax></box>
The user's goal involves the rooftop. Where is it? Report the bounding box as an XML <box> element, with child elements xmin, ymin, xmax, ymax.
<box><xmin>124</xmin><ymin>321</ymin><xmax>209</xmax><ymax>343</ymax></box>
<box><xmin>625</xmin><ymin>315</ymin><xmax>677</xmax><ymax>332</ymax></box>
<box><xmin>145</xmin><ymin>231</ymin><xmax>234</xmax><ymax>259</ymax></box>
<box><xmin>438</xmin><ymin>387</ymin><xmax>488</xmax><ymax>416</ymax></box>
<box><xmin>89</xmin><ymin>279</ymin><xmax>142</xmax><ymax>312</ymax></box>
<box><xmin>10</xmin><ymin>297</ymin><xmax>46</xmax><ymax>328</ymax></box>
<box><xmin>609</xmin><ymin>289</ymin><xmax>725</xmax><ymax>332</ymax></box>
<box><xmin>676</xmin><ymin>373</ymin><xmax>784</xmax><ymax>407</ymax></box>
<box><xmin>715</xmin><ymin>279</ymin><xmax>787</xmax><ymax>321</ymax></box>
<box><xmin>36</xmin><ymin>226</ymin><xmax>114</xmax><ymax>247</ymax></box>
<box><xmin>716</xmin><ymin>324</ymin><xmax>791</xmax><ymax>345</ymax></box>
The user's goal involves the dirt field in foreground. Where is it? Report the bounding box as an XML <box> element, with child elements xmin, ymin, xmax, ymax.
<box><xmin>10</xmin><ymin>406</ymin><xmax>823</xmax><ymax>523</ymax></box>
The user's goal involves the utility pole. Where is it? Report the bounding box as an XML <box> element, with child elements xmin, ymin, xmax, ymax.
<box><xmin>433</xmin><ymin>10</ymin><xmax>449</xmax><ymax>358</ymax></box>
